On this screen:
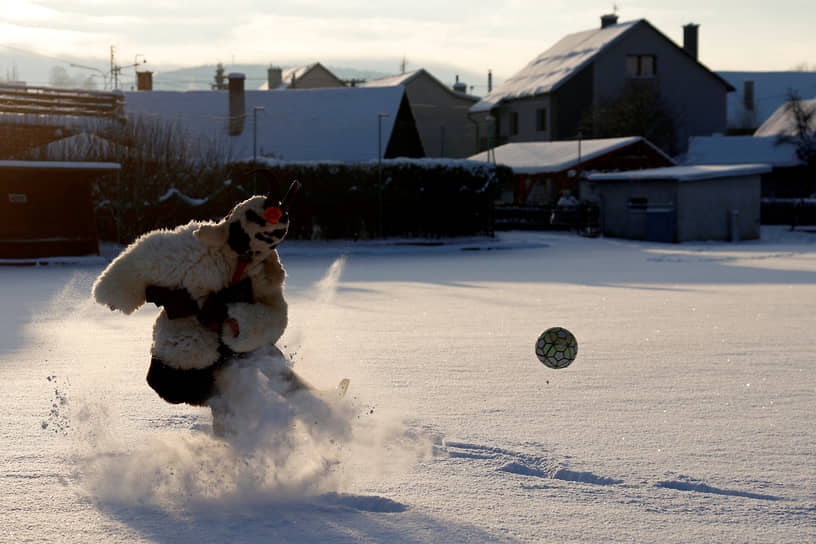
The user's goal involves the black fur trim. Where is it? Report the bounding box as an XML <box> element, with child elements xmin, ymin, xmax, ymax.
<box><xmin>146</xmin><ymin>357</ymin><xmax>222</xmax><ymax>406</ymax></box>
<box><xmin>198</xmin><ymin>278</ymin><xmax>254</xmax><ymax>328</ymax></box>
<box><xmin>245</xmin><ymin>209</ymin><xmax>267</xmax><ymax>227</ymax></box>
<box><xmin>227</xmin><ymin>221</ymin><xmax>251</xmax><ymax>255</ymax></box>
<box><xmin>255</xmin><ymin>228</ymin><xmax>287</xmax><ymax>245</ymax></box>
<box><xmin>145</xmin><ymin>285</ymin><xmax>199</xmax><ymax>319</ymax></box>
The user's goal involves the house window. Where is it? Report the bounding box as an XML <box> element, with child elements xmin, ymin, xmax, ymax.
<box><xmin>536</xmin><ymin>108</ymin><xmax>547</xmax><ymax>132</ymax></box>
<box><xmin>626</xmin><ymin>55</ymin><xmax>656</xmax><ymax>78</ymax></box>
<box><xmin>510</xmin><ymin>112</ymin><xmax>519</xmax><ymax>135</ymax></box>
<box><xmin>628</xmin><ymin>196</ymin><xmax>649</xmax><ymax>210</ymax></box>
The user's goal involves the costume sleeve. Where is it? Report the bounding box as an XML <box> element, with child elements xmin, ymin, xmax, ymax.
<box><xmin>219</xmin><ymin>296</ymin><xmax>287</xmax><ymax>352</ymax></box>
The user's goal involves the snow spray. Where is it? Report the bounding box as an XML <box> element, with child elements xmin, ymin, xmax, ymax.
<box><xmin>61</xmin><ymin>256</ymin><xmax>429</xmax><ymax>513</ymax></box>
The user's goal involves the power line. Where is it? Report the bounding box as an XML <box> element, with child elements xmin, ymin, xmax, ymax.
<box><xmin>0</xmin><ymin>43</ymin><xmax>106</xmax><ymax>70</ymax></box>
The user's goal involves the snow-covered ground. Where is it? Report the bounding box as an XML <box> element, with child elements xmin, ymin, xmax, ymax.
<box><xmin>1</xmin><ymin>227</ymin><xmax>814</xmax><ymax>543</ymax></box>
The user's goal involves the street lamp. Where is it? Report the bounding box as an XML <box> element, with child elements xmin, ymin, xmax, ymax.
<box><xmin>253</xmin><ymin>106</ymin><xmax>265</xmax><ymax>163</ymax></box>
<box><xmin>377</xmin><ymin>112</ymin><xmax>390</xmax><ymax>237</ymax></box>
<box><xmin>253</xmin><ymin>106</ymin><xmax>265</xmax><ymax>194</ymax></box>
<box><xmin>485</xmin><ymin>114</ymin><xmax>496</xmax><ymax>163</ymax></box>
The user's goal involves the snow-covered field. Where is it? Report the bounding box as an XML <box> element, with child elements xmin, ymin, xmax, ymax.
<box><xmin>1</xmin><ymin>228</ymin><xmax>814</xmax><ymax>543</ymax></box>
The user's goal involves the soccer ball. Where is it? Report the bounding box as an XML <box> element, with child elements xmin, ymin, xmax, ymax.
<box><xmin>535</xmin><ymin>327</ymin><xmax>578</xmax><ymax>369</ymax></box>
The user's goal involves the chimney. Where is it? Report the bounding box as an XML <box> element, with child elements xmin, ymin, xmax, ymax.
<box><xmin>453</xmin><ymin>75</ymin><xmax>467</xmax><ymax>93</ymax></box>
<box><xmin>267</xmin><ymin>66</ymin><xmax>282</xmax><ymax>90</ymax></box>
<box><xmin>488</xmin><ymin>69</ymin><xmax>493</xmax><ymax>93</ymax></box>
<box><xmin>683</xmin><ymin>23</ymin><xmax>699</xmax><ymax>59</ymax></box>
<box><xmin>744</xmin><ymin>80</ymin><xmax>755</xmax><ymax>112</ymax></box>
<box><xmin>228</xmin><ymin>73</ymin><xmax>246</xmax><ymax>136</ymax></box>
<box><xmin>136</xmin><ymin>71</ymin><xmax>153</xmax><ymax>91</ymax></box>
<box><xmin>601</xmin><ymin>14</ymin><xmax>619</xmax><ymax>28</ymax></box>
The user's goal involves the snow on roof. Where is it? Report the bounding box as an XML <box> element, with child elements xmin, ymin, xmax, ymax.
<box><xmin>466</xmin><ymin>137</ymin><xmax>673</xmax><ymax>173</ymax></box>
<box><xmin>279</xmin><ymin>63</ymin><xmax>318</xmax><ymax>88</ymax></box>
<box><xmin>123</xmin><ymin>87</ymin><xmax>405</xmax><ymax>163</ymax></box>
<box><xmin>0</xmin><ymin>160</ymin><xmax>120</xmax><ymax>170</ymax></box>
<box><xmin>364</xmin><ymin>69</ymin><xmax>480</xmax><ymax>101</ymax></box>
<box><xmin>718</xmin><ymin>71</ymin><xmax>816</xmax><ymax>128</ymax></box>
<box><xmin>684</xmin><ymin>135</ymin><xmax>802</xmax><ymax>167</ymax></box>
<box><xmin>364</xmin><ymin>70</ymin><xmax>420</xmax><ymax>88</ymax></box>
<box><xmin>588</xmin><ymin>164</ymin><xmax>771</xmax><ymax>182</ymax></box>
<box><xmin>471</xmin><ymin>20</ymin><xmax>639</xmax><ymax>113</ymax></box>
<box><xmin>754</xmin><ymin>96</ymin><xmax>816</xmax><ymax>137</ymax></box>
<box><xmin>257</xmin><ymin>63</ymin><xmax>330</xmax><ymax>90</ymax></box>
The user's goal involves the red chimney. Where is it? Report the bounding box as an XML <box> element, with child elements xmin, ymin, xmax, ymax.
<box><xmin>136</xmin><ymin>71</ymin><xmax>153</xmax><ymax>91</ymax></box>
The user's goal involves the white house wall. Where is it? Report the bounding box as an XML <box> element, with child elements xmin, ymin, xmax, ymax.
<box><xmin>493</xmin><ymin>95</ymin><xmax>552</xmax><ymax>144</ymax></box>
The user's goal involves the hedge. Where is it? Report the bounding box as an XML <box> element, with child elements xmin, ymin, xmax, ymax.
<box><xmin>96</xmin><ymin>159</ymin><xmax>510</xmax><ymax>242</ymax></box>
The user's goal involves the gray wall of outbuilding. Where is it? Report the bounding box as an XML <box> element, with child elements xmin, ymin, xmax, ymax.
<box><xmin>594</xmin><ymin>174</ymin><xmax>760</xmax><ymax>242</ymax></box>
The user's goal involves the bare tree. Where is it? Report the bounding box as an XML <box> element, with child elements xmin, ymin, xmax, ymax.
<box><xmin>579</xmin><ymin>81</ymin><xmax>677</xmax><ymax>155</ymax></box>
<box><xmin>776</xmin><ymin>90</ymin><xmax>816</xmax><ymax>168</ymax></box>
<box><xmin>49</xmin><ymin>66</ymin><xmax>76</xmax><ymax>88</ymax></box>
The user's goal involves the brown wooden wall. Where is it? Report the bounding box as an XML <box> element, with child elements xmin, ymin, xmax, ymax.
<box><xmin>1</xmin><ymin>165</ymin><xmax>118</xmax><ymax>259</ymax></box>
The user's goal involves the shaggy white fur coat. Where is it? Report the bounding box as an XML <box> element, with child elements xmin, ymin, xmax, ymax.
<box><xmin>93</xmin><ymin>195</ymin><xmax>289</xmax><ymax>376</ymax></box>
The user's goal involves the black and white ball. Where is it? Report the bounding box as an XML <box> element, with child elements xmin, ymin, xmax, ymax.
<box><xmin>535</xmin><ymin>327</ymin><xmax>578</xmax><ymax>369</ymax></box>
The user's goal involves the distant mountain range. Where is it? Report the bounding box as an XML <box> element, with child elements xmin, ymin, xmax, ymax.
<box><xmin>0</xmin><ymin>47</ymin><xmax>494</xmax><ymax>96</ymax></box>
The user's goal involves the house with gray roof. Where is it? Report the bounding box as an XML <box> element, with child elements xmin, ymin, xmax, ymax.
<box><xmin>718</xmin><ymin>72</ymin><xmax>816</xmax><ymax>132</ymax></box>
<box><xmin>258</xmin><ymin>62</ymin><xmax>346</xmax><ymax>90</ymax></box>
<box><xmin>124</xmin><ymin>73</ymin><xmax>424</xmax><ymax>163</ymax></box>
<box><xmin>470</xmin><ymin>15</ymin><xmax>734</xmax><ymax>155</ymax></box>
<box><xmin>685</xmin><ymin>102</ymin><xmax>815</xmax><ymax>199</ymax></box>
<box><xmin>364</xmin><ymin>69</ymin><xmax>479</xmax><ymax>158</ymax></box>
<box><xmin>754</xmin><ymin>96</ymin><xmax>816</xmax><ymax>138</ymax></box>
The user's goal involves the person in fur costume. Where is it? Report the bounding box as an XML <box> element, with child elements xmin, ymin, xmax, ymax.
<box><xmin>93</xmin><ymin>182</ymin><xmax>305</xmax><ymax>412</ymax></box>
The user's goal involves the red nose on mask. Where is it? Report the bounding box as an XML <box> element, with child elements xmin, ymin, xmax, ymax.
<box><xmin>262</xmin><ymin>180</ymin><xmax>300</xmax><ymax>224</ymax></box>
<box><xmin>265</xmin><ymin>206</ymin><xmax>283</xmax><ymax>224</ymax></box>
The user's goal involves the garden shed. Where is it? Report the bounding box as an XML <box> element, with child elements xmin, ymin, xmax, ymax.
<box><xmin>585</xmin><ymin>164</ymin><xmax>770</xmax><ymax>242</ymax></box>
<box><xmin>0</xmin><ymin>160</ymin><xmax>120</xmax><ymax>260</ymax></box>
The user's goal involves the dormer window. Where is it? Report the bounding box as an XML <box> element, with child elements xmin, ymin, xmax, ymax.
<box><xmin>626</xmin><ymin>55</ymin><xmax>656</xmax><ymax>78</ymax></box>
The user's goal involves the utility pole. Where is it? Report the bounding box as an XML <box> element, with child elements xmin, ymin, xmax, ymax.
<box><xmin>110</xmin><ymin>46</ymin><xmax>118</xmax><ymax>89</ymax></box>
<box><xmin>109</xmin><ymin>45</ymin><xmax>147</xmax><ymax>90</ymax></box>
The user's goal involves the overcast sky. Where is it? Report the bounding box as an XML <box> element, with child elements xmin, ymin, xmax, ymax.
<box><xmin>1</xmin><ymin>0</ymin><xmax>815</xmax><ymax>82</ymax></box>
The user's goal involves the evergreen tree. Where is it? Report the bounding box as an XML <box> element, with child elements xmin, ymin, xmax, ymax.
<box><xmin>211</xmin><ymin>62</ymin><xmax>228</xmax><ymax>90</ymax></box>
